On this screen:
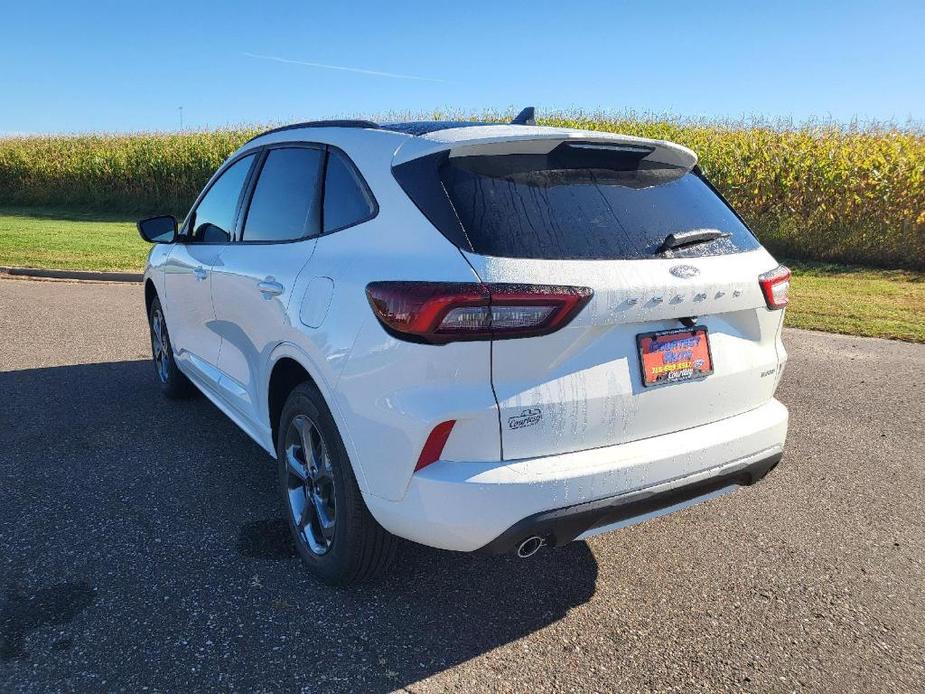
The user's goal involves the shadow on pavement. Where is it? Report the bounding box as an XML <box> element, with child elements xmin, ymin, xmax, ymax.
<box><xmin>0</xmin><ymin>360</ymin><xmax>598</xmax><ymax>691</ymax></box>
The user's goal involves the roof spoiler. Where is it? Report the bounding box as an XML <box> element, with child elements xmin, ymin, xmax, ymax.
<box><xmin>393</xmin><ymin>130</ymin><xmax>698</xmax><ymax>171</ymax></box>
<box><xmin>510</xmin><ymin>107</ymin><xmax>536</xmax><ymax>126</ymax></box>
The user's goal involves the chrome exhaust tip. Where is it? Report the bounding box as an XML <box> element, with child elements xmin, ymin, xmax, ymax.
<box><xmin>516</xmin><ymin>536</ymin><xmax>545</xmax><ymax>558</ymax></box>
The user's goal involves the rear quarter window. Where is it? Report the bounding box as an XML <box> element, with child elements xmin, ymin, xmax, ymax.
<box><xmin>322</xmin><ymin>149</ymin><xmax>376</xmax><ymax>233</ymax></box>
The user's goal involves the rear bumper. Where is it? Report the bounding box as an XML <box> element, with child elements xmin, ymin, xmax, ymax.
<box><xmin>478</xmin><ymin>450</ymin><xmax>781</xmax><ymax>554</ymax></box>
<box><xmin>363</xmin><ymin>399</ymin><xmax>788</xmax><ymax>552</ymax></box>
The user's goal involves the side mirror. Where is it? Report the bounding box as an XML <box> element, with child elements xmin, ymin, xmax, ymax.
<box><xmin>137</xmin><ymin>215</ymin><xmax>178</xmax><ymax>244</ymax></box>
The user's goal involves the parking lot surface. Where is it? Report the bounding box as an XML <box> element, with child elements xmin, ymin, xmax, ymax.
<box><xmin>1</xmin><ymin>278</ymin><xmax>923</xmax><ymax>693</ymax></box>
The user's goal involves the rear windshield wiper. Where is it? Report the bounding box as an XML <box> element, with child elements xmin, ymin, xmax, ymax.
<box><xmin>657</xmin><ymin>229</ymin><xmax>729</xmax><ymax>254</ymax></box>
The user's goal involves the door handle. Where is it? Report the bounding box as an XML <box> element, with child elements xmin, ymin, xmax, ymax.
<box><xmin>193</xmin><ymin>266</ymin><xmax>208</xmax><ymax>281</ymax></box>
<box><xmin>257</xmin><ymin>279</ymin><xmax>285</xmax><ymax>298</ymax></box>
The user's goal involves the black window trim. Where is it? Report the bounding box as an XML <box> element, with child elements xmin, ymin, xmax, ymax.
<box><xmin>178</xmin><ymin>150</ymin><xmax>260</xmax><ymax>246</ymax></box>
<box><xmin>233</xmin><ymin>141</ymin><xmax>379</xmax><ymax>246</ymax></box>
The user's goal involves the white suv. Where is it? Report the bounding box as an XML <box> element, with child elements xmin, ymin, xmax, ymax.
<box><xmin>139</xmin><ymin>110</ymin><xmax>790</xmax><ymax>585</ymax></box>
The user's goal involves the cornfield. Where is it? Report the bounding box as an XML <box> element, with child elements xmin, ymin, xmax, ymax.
<box><xmin>0</xmin><ymin>114</ymin><xmax>922</xmax><ymax>269</ymax></box>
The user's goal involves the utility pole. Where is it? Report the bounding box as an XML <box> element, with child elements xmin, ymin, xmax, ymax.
<box><xmin>178</xmin><ymin>106</ymin><xmax>184</xmax><ymax>130</ymax></box>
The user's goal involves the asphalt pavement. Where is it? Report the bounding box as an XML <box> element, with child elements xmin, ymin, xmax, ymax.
<box><xmin>1</xmin><ymin>277</ymin><xmax>922</xmax><ymax>693</ymax></box>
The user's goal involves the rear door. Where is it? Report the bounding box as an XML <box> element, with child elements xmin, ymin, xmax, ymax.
<box><xmin>437</xmin><ymin>141</ymin><xmax>786</xmax><ymax>460</ymax></box>
<box><xmin>211</xmin><ymin>143</ymin><xmax>380</xmax><ymax>429</ymax></box>
<box><xmin>211</xmin><ymin>145</ymin><xmax>325</xmax><ymax>424</ymax></box>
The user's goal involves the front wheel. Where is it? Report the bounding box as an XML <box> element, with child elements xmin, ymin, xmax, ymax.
<box><xmin>148</xmin><ymin>296</ymin><xmax>194</xmax><ymax>399</ymax></box>
<box><xmin>277</xmin><ymin>382</ymin><xmax>396</xmax><ymax>585</ymax></box>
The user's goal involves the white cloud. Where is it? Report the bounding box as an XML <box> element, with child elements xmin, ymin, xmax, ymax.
<box><xmin>243</xmin><ymin>52</ymin><xmax>449</xmax><ymax>83</ymax></box>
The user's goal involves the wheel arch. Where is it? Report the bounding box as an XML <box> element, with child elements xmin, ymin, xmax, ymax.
<box><xmin>144</xmin><ymin>278</ymin><xmax>158</xmax><ymax>317</ymax></box>
<box><xmin>268</xmin><ymin>357</ymin><xmax>316</xmax><ymax>450</ymax></box>
<box><xmin>265</xmin><ymin>344</ymin><xmax>368</xmax><ymax>492</ymax></box>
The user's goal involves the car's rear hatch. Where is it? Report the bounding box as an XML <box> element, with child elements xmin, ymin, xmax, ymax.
<box><xmin>393</xmin><ymin>128</ymin><xmax>787</xmax><ymax>460</ymax></box>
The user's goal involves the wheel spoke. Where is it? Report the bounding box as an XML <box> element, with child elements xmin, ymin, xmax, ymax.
<box><xmin>297</xmin><ymin>493</ymin><xmax>313</xmax><ymax>530</ymax></box>
<box><xmin>318</xmin><ymin>444</ymin><xmax>334</xmax><ymax>479</ymax></box>
<box><xmin>286</xmin><ymin>448</ymin><xmax>308</xmax><ymax>482</ymax></box>
<box><xmin>303</xmin><ymin>423</ymin><xmax>321</xmax><ymax>479</ymax></box>
<box><xmin>310</xmin><ymin>489</ymin><xmax>336</xmax><ymax>540</ymax></box>
<box><xmin>298</xmin><ymin>418</ymin><xmax>327</xmax><ymax>483</ymax></box>
<box><xmin>309</xmin><ymin>430</ymin><xmax>327</xmax><ymax>476</ymax></box>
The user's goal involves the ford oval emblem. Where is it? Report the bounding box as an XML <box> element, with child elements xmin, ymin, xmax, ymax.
<box><xmin>669</xmin><ymin>265</ymin><xmax>700</xmax><ymax>279</ymax></box>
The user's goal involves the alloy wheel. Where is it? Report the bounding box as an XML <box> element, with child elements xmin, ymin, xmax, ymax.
<box><xmin>150</xmin><ymin>307</ymin><xmax>170</xmax><ymax>383</ymax></box>
<box><xmin>284</xmin><ymin>414</ymin><xmax>336</xmax><ymax>555</ymax></box>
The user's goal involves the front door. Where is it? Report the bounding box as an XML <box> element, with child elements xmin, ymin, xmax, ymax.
<box><xmin>163</xmin><ymin>152</ymin><xmax>256</xmax><ymax>385</ymax></box>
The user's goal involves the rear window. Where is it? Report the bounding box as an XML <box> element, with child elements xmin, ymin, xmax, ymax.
<box><xmin>396</xmin><ymin>142</ymin><xmax>760</xmax><ymax>260</ymax></box>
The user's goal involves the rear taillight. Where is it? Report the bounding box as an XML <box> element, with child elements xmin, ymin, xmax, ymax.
<box><xmin>365</xmin><ymin>282</ymin><xmax>593</xmax><ymax>344</ymax></box>
<box><xmin>759</xmin><ymin>265</ymin><xmax>791</xmax><ymax>310</ymax></box>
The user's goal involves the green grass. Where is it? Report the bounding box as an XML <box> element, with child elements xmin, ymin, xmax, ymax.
<box><xmin>786</xmin><ymin>260</ymin><xmax>925</xmax><ymax>342</ymax></box>
<box><xmin>0</xmin><ymin>207</ymin><xmax>146</xmax><ymax>271</ymax></box>
<box><xmin>1</xmin><ymin>208</ymin><xmax>922</xmax><ymax>342</ymax></box>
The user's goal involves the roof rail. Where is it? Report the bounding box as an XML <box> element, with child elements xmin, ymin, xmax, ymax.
<box><xmin>244</xmin><ymin>119</ymin><xmax>380</xmax><ymax>145</ymax></box>
<box><xmin>510</xmin><ymin>107</ymin><xmax>536</xmax><ymax>126</ymax></box>
<box><xmin>379</xmin><ymin>120</ymin><xmax>496</xmax><ymax>136</ymax></box>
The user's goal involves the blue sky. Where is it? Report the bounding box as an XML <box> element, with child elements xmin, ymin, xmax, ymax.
<box><xmin>1</xmin><ymin>0</ymin><xmax>923</xmax><ymax>134</ymax></box>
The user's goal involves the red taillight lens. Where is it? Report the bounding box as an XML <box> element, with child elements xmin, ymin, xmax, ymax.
<box><xmin>758</xmin><ymin>265</ymin><xmax>791</xmax><ymax>310</ymax></box>
<box><xmin>366</xmin><ymin>282</ymin><xmax>593</xmax><ymax>344</ymax></box>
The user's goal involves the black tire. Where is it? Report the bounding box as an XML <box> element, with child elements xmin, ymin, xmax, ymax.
<box><xmin>277</xmin><ymin>382</ymin><xmax>396</xmax><ymax>585</ymax></box>
<box><xmin>148</xmin><ymin>296</ymin><xmax>195</xmax><ymax>399</ymax></box>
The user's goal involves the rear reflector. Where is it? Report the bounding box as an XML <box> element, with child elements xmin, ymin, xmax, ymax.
<box><xmin>366</xmin><ymin>282</ymin><xmax>593</xmax><ymax>344</ymax></box>
<box><xmin>759</xmin><ymin>265</ymin><xmax>791</xmax><ymax>310</ymax></box>
<box><xmin>415</xmin><ymin>420</ymin><xmax>456</xmax><ymax>472</ymax></box>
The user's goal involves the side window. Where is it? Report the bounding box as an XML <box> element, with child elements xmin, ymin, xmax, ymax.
<box><xmin>189</xmin><ymin>154</ymin><xmax>255</xmax><ymax>243</ymax></box>
<box><xmin>242</xmin><ymin>147</ymin><xmax>324</xmax><ymax>242</ymax></box>
<box><xmin>323</xmin><ymin>149</ymin><xmax>376</xmax><ymax>233</ymax></box>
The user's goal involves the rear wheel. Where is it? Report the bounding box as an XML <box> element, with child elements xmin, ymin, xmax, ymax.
<box><xmin>148</xmin><ymin>296</ymin><xmax>194</xmax><ymax>399</ymax></box>
<box><xmin>277</xmin><ymin>382</ymin><xmax>396</xmax><ymax>585</ymax></box>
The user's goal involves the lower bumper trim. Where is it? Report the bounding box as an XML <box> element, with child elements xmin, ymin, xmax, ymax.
<box><xmin>477</xmin><ymin>451</ymin><xmax>782</xmax><ymax>554</ymax></box>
